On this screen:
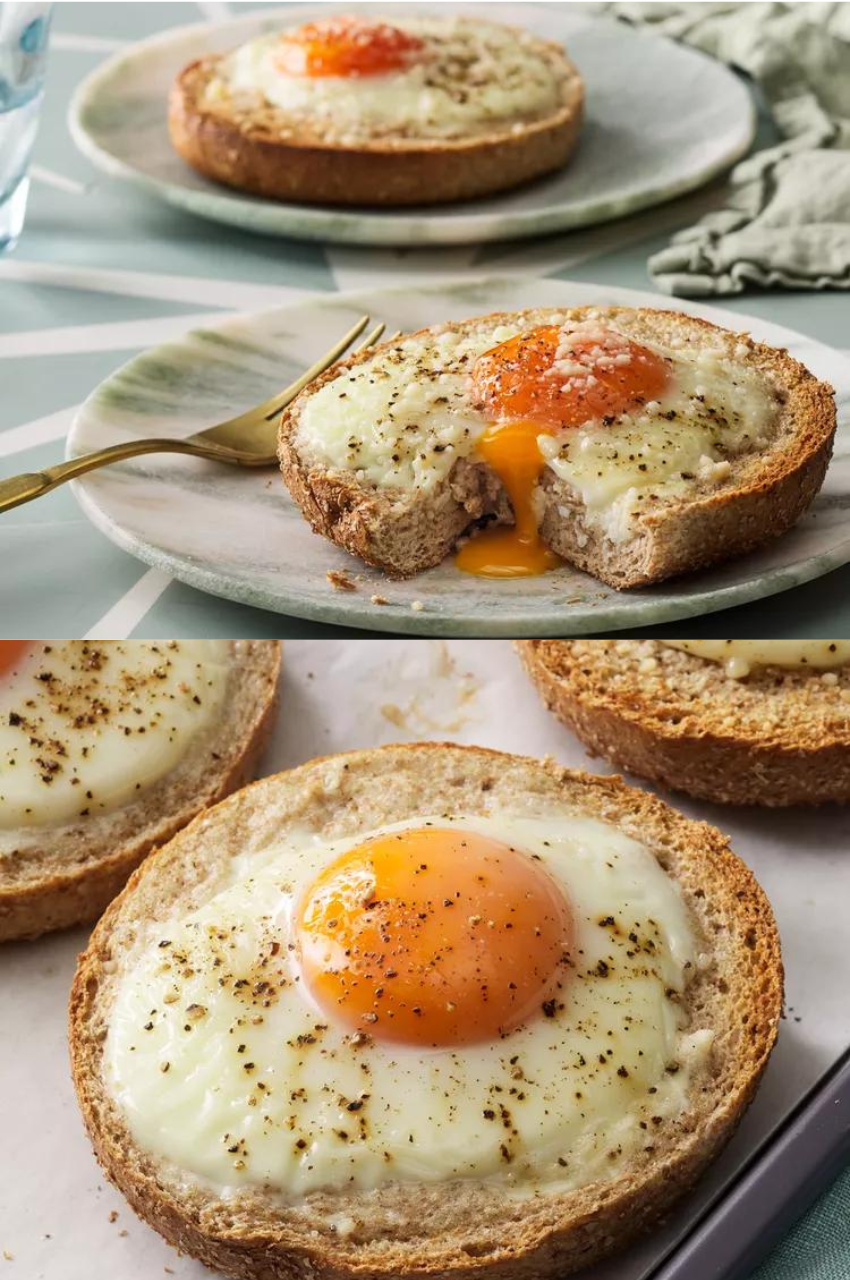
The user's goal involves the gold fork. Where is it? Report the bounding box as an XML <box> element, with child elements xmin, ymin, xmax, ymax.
<box><xmin>0</xmin><ymin>313</ymin><xmax>383</xmax><ymax>515</ymax></box>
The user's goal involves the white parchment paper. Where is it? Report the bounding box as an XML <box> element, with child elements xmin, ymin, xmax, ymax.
<box><xmin>2</xmin><ymin>640</ymin><xmax>848</xmax><ymax>1280</ymax></box>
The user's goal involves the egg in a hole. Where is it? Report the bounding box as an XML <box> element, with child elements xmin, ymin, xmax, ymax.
<box><xmin>95</xmin><ymin>809</ymin><xmax>714</xmax><ymax>1193</ymax></box>
<box><xmin>0</xmin><ymin>640</ymin><xmax>280</xmax><ymax>942</ymax></box>
<box><xmin>169</xmin><ymin>14</ymin><xmax>585</xmax><ymax>205</ymax></box>
<box><xmin>0</xmin><ymin>640</ymin><xmax>232</xmax><ymax>829</ymax></box>
<box><xmin>279</xmin><ymin>306</ymin><xmax>833</xmax><ymax>587</ymax></box>
<box><xmin>71</xmin><ymin>746</ymin><xmax>782</xmax><ymax>1280</ymax></box>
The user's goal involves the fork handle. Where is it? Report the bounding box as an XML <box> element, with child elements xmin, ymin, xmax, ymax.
<box><xmin>0</xmin><ymin>437</ymin><xmax>255</xmax><ymax>514</ymax></box>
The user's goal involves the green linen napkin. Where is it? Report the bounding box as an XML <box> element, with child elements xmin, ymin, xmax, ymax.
<box><xmin>606</xmin><ymin>2</ymin><xmax>850</xmax><ymax>295</ymax></box>
<box><xmin>750</xmin><ymin>1160</ymin><xmax>850</xmax><ymax>1280</ymax></box>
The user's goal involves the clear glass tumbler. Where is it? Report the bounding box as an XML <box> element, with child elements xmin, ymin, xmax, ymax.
<box><xmin>0</xmin><ymin>2</ymin><xmax>52</xmax><ymax>253</ymax></box>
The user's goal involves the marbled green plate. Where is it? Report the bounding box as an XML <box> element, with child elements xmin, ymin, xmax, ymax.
<box><xmin>68</xmin><ymin>3</ymin><xmax>755</xmax><ymax>247</ymax></box>
<box><xmin>68</xmin><ymin>277</ymin><xmax>850</xmax><ymax>636</ymax></box>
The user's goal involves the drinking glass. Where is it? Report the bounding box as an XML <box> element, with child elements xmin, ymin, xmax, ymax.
<box><xmin>0</xmin><ymin>2</ymin><xmax>52</xmax><ymax>253</ymax></box>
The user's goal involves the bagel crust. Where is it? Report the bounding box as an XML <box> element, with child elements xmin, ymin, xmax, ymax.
<box><xmin>519</xmin><ymin>639</ymin><xmax>850</xmax><ymax>806</ymax></box>
<box><xmin>0</xmin><ymin>640</ymin><xmax>281</xmax><ymax>942</ymax></box>
<box><xmin>277</xmin><ymin>307</ymin><xmax>836</xmax><ymax>586</ymax></box>
<box><xmin>168</xmin><ymin>35</ymin><xmax>584</xmax><ymax>207</ymax></box>
<box><xmin>70</xmin><ymin>743</ymin><xmax>782</xmax><ymax>1280</ymax></box>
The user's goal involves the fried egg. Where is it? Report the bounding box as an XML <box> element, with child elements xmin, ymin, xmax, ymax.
<box><xmin>213</xmin><ymin>16</ymin><xmax>565</xmax><ymax>144</ymax></box>
<box><xmin>106</xmin><ymin>813</ymin><xmax>712</xmax><ymax>1200</ymax></box>
<box><xmin>294</xmin><ymin>310</ymin><xmax>782</xmax><ymax>579</ymax></box>
<box><xmin>0</xmin><ymin>641</ymin><xmax>229</xmax><ymax>830</ymax></box>
<box><xmin>665</xmin><ymin>640</ymin><xmax>850</xmax><ymax>680</ymax></box>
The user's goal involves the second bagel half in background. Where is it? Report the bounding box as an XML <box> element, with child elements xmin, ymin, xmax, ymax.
<box><xmin>168</xmin><ymin>13</ymin><xmax>584</xmax><ymax>206</ymax></box>
<box><xmin>519</xmin><ymin>640</ymin><xmax>850</xmax><ymax>807</ymax></box>
<box><xmin>0</xmin><ymin>640</ymin><xmax>281</xmax><ymax>942</ymax></box>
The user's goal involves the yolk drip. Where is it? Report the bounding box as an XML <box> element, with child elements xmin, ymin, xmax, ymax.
<box><xmin>296</xmin><ymin>826</ymin><xmax>573</xmax><ymax>1047</ymax></box>
<box><xmin>274</xmin><ymin>16</ymin><xmax>425</xmax><ymax>78</ymax></box>
<box><xmin>456</xmin><ymin>323</ymin><xmax>670</xmax><ymax>579</ymax></box>
<box><xmin>0</xmin><ymin>641</ymin><xmax>30</xmax><ymax>678</ymax></box>
<box><xmin>455</xmin><ymin>422</ymin><xmax>560</xmax><ymax>578</ymax></box>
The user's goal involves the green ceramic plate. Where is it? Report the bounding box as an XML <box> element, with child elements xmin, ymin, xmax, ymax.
<box><xmin>69</xmin><ymin>2</ymin><xmax>755</xmax><ymax>247</ymax></box>
<box><xmin>68</xmin><ymin>276</ymin><xmax>850</xmax><ymax>636</ymax></box>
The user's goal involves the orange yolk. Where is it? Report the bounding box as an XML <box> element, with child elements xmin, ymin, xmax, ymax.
<box><xmin>0</xmin><ymin>641</ymin><xmax>30</xmax><ymax>678</ymax></box>
<box><xmin>455</xmin><ymin>422</ymin><xmax>560</xmax><ymax>578</ymax></box>
<box><xmin>274</xmin><ymin>17</ymin><xmax>425</xmax><ymax>78</ymax></box>
<box><xmin>456</xmin><ymin>324</ymin><xmax>670</xmax><ymax>579</ymax></box>
<box><xmin>296</xmin><ymin>827</ymin><xmax>573</xmax><ymax>1047</ymax></box>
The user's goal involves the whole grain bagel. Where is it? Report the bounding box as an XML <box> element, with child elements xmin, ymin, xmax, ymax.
<box><xmin>0</xmin><ymin>640</ymin><xmax>280</xmax><ymax>942</ymax></box>
<box><xmin>278</xmin><ymin>307</ymin><xmax>835</xmax><ymax>587</ymax></box>
<box><xmin>168</xmin><ymin>19</ymin><xmax>584</xmax><ymax>206</ymax></box>
<box><xmin>70</xmin><ymin>742</ymin><xmax>782</xmax><ymax>1280</ymax></box>
<box><xmin>519</xmin><ymin>639</ymin><xmax>850</xmax><ymax>806</ymax></box>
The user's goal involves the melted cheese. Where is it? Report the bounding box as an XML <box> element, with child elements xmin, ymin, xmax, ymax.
<box><xmin>296</xmin><ymin>324</ymin><xmax>511</xmax><ymax>492</ymax></box>
<box><xmin>539</xmin><ymin>343</ymin><xmax>776</xmax><ymax>543</ymax></box>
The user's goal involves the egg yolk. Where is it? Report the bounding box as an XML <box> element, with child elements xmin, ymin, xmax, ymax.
<box><xmin>274</xmin><ymin>17</ymin><xmax>425</xmax><ymax>78</ymax></box>
<box><xmin>455</xmin><ymin>421</ymin><xmax>561</xmax><ymax>579</ymax></box>
<box><xmin>456</xmin><ymin>323</ymin><xmax>670</xmax><ymax>579</ymax></box>
<box><xmin>0</xmin><ymin>641</ymin><xmax>30</xmax><ymax>678</ymax></box>
<box><xmin>296</xmin><ymin>827</ymin><xmax>573</xmax><ymax>1047</ymax></box>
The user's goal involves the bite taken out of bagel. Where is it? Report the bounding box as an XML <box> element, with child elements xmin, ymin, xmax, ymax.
<box><xmin>71</xmin><ymin>743</ymin><xmax>782</xmax><ymax>1280</ymax></box>
<box><xmin>277</xmin><ymin>307</ymin><xmax>835</xmax><ymax>588</ymax></box>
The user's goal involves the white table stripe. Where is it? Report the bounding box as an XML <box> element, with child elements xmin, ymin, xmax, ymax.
<box><xmin>493</xmin><ymin>187</ymin><xmax>730</xmax><ymax>277</ymax></box>
<box><xmin>325</xmin><ymin>184</ymin><xmax>728</xmax><ymax>293</ymax></box>
<box><xmin>0</xmin><ymin>405</ymin><xmax>80</xmax><ymax>458</ymax></box>
<box><xmin>83</xmin><ymin>567</ymin><xmax>173</xmax><ymax>640</ymax></box>
<box><xmin>30</xmin><ymin>166</ymin><xmax>90</xmax><ymax>196</ymax></box>
<box><xmin>195</xmin><ymin>1</ymin><xmax>233</xmax><ymax>22</ymax></box>
<box><xmin>326</xmin><ymin>246</ymin><xmax>480</xmax><ymax>294</ymax></box>
<box><xmin>0</xmin><ymin>259</ymin><xmax>307</xmax><ymax>310</ymax></box>
<box><xmin>0</xmin><ymin>312</ymin><xmax>233</xmax><ymax>358</ymax></box>
<box><xmin>52</xmin><ymin>33</ymin><xmax>127</xmax><ymax>53</ymax></box>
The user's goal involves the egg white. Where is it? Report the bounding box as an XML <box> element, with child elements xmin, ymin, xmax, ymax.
<box><xmin>0</xmin><ymin>641</ymin><xmax>229</xmax><ymax>830</ymax></box>
<box><xmin>105</xmin><ymin>812</ymin><xmax>712</xmax><ymax>1201</ymax></box>
<box><xmin>664</xmin><ymin>640</ymin><xmax>850</xmax><ymax>679</ymax></box>
<box><xmin>216</xmin><ymin>18</ymin><xmax>564</xmax><ymax>144</ymax></box>
<box><xmin>294</xmin><ymin>313</ymin><xmax>780</xmax><ymax>544</ymax></box>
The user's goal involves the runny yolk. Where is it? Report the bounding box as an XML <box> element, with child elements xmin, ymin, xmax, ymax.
<box><xmin>456</xmin><ymin>422</ymin><xmax>560</xmax><ymax>578</ymax></box>
<box><xmin>295</xmin><ymin>826</ymin><xmax>573</xmax><ymax>1047</ymax></box>
<box><xmin>0</xmin><ymin>641</ymin><xmax>30</xmax><ymax>678</ymax></box>
<box><xmin>456</xmin><ymin>323</ymin><xmax>671</xmax><ymax>579</ymax></box>
<box><xmin>274</xmin><ymin>16</ymin><xmax>425</xmax><ymax>78</ymax></box>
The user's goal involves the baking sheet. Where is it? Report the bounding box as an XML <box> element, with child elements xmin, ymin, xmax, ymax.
<box><xmin>2</xmin><ymin>639</ymin><xmax>849</xmax><ymax>1280</ymax></box>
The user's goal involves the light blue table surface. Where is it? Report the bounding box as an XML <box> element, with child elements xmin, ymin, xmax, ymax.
<box><xmin>1</xmin><ymin>1</ymin><xmax>849</xmax><ymax>639</ymax></box>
